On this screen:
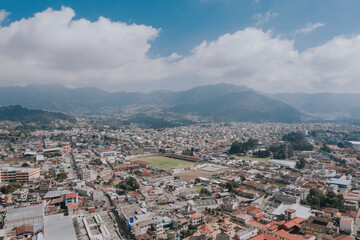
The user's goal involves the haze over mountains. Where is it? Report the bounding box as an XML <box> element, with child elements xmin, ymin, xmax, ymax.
<box><xmin>0</xmin><ymin>105</ymin><xmax>75</xmax><ymax>125</ymax></box>
<box><xmin>0</xmin><ymin>83</ymin><xmax>359</xmax><ymax>123</ymax></box>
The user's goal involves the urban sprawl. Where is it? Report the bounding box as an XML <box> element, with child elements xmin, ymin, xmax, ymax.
<box><xmin>0</xmin><ymin>121</ymin><xmax>360</xmax><ymax>240</ymax></box>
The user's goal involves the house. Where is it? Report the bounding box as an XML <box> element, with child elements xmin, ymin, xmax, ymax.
<box><xmin>305</xmin><ymin>216</ymin><xmax>332</xmax><ymax>233</ymax></box>
<box><xmin>179</xmin><ymin>189</ymin><xmax>200</xmax><ymax>200</ymax></box>
<box><xmin>339</xmin><ymin>217</ymin><xmax>353</xmax><ymax>233</ymax></box>
<box><xmin>273</xmin><ymin>230</ymin><xmax>307</xmax><ymax>240</ymax></box>
<box><xmin>190</xmin><ymin>213</ymin><xmax>205</xmax><ymax>226</ymax></box>
<box><xmin>65</xmin><ymin>193</ymin><xmax>78</xmax><ymax>207</ymax></box>
<box><xmin>249</xmin><ymin>233</ymin><xmax>281</xmax><ymax>240</ymax></box>
<box><xmin>167</xmin><ymin>181</ymin><xmax>186</xmax><ymax>191</ymax></box>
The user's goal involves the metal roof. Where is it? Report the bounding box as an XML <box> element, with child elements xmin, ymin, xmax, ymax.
<box><xmin>6</xmin><ymin>204</ymin><xmax>44</xmax><ymax>222</ymax></box>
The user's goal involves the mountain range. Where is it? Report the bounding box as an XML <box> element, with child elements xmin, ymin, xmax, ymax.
<box><xmin>0</xmin><ymin>83</ymin><xmax>359</xmax><ymax>123</ymax></box>
<box><xmin>0</xmin><ymin>105</ymin><xmax>75</xmax><ymax>125</ymax></box>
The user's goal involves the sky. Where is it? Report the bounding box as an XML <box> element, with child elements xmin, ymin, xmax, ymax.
<box><xmin>0</xmin><ymin>0</ymin><xmax>360</xmax><ymax>93</ymax></box>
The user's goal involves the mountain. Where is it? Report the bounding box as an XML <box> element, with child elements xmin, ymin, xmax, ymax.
<box><xmin>0</xmin><ymin>105</ymin><xmax>76</xmax><ymax>124</ymax></box>
<box><xmin>0</xmin><ymin>83</ymin><xmax>302</xmax><ymax>123</ymax></box>
<box><xmin>171</xmin><ymin>91</ymin><xmax>301</xmax><ymax>122</ymax></box>
<box><xmin>172</xmin><ymin>83</ymin><xmax>252</xmax><ymax>105</ymax></box>
<box><xmin>271</xmin><ymin>92</ymin><xmax>360</xmax><ymax>120</ymax></box>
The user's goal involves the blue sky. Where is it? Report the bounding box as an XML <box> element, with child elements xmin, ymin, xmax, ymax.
<box><xmin>2</xmin><ymin>0</ymin><xmax>359</xmax><ymax>55</ymax></box>
<box><xmin>0</xmin><ymin>0</ymin><xmax>360</xmax><ymax>92</ymax></box>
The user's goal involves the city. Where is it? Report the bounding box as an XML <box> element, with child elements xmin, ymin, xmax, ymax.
<box><xmin>1</xmin><ymin>0</ymin><xmax>360</xmax><ymax>239</ymax></box>
<box><xmin>0</xmin><ymin>121</ymin><xmax>359</xmax><ymax>240</ymax></box>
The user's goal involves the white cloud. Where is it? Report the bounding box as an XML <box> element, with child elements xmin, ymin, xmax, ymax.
<box><xmin>252</xmin><ymin>11</ymin><xmax>278</xmax><ymax>27</ymax></box>
<box><xmin>0</xmin><ymin>7</ymin><xmax>174</xmax><ymax>89</ymax></box>
<box><xmin>0</xmin><ymin>7</ymin><xmax>360</xmax><ymax>93</ymax></box>
<box><xmin>295</xmin><ymin>22</ymin><xmax>325</xmax><ymax>34</ymax></box>
<box><xmin>0</xmin><ymin>10</ymin><xmax>10</xmax><ymax>25</ymax></box>
<box><xmin>301</xmin><ymin>35</ymin><xmax>360</xmax><ymax>89</ymax></box>
<box><xmin>175</xmin><ymin>28</ymin><xmax>310</xmax><ymax>92</ymax></box>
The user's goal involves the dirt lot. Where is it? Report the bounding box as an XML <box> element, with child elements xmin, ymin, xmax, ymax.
<box><xmin>174</xmin><ymin>170</ymin><xmax>214</xmax><ymax>183</ymax></box>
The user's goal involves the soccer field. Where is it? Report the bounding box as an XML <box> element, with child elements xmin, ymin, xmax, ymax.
<box><xmin>136</xmin><ymin>156</ymin><xmax>196</xmax><ymax>169</ymax></box>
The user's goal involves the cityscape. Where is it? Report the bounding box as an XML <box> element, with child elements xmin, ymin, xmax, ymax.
<box><xmin>1</xmin><ymin>1</ymin><xmax>360</xmax><ymax>240</ymax></box>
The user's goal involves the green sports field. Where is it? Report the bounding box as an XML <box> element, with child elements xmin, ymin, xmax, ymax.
<box><xmin>136</xmin><ymin>156</ymin><xmax>196</xmax><ymax>169</ymax></box>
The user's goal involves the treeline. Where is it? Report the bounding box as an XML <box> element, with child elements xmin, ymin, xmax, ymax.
<box><xmin>302</xmin><ymin>188</ymin><xmax>344</xmax><ymax>210</ymax></box>
<box><xmin>0</xmin><ymin>105</ymin><xmax>75</xmax><ymax>124</ymax></box>
<box><xmin>282</xmin><ymin>132</ymin><xmax>313</xmax><ymax>151</ymax></box>
<box><xmin>229</xmin><ymin>139</ymin><xmax>258</xmax><ymax>154</ymax></box>
<box><xmin>228</xmin><ymin>132</ymin><xmax>314</xmax><ymax>160</ymax></box>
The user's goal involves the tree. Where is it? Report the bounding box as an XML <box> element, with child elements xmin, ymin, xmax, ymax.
<box><xmin>21</xmin><ymin>163</ymin><xmax>30</xmax><ymax>167</ymax></box>
<box><xmin>229</xmin><ymin>139</ymin><xmax>258</xmax><ymax>154</ymax></box>
<box><xmin>269</xmin><ymin>144</ymin><xmax>293</xmax><ymax>159</ymax></box>
<box><xmin>321</xmin><ymin>144</ymin><xmax>331</xmax><ymax>153</ymax></box>
<box><xmin>182</xmin><ymin>149</ymin><xmax>194</xmax><ymax>156</ymax></box>
<box><xmin>45</xmin><ymin>168</ymin><xmax>57</xmax><ymax>179</ymax></box>
<box><xmin>89</xmin><ymin>159</ymin><xmax>102</xmax><ymax>165</ymax></box>
<box><xmin>303</xmin><ymin>188</ymin><xmax>344</xmax><ymax>210</ymax></box>
<box><xmin>56</xmin><ymin>171</ymin><xmax>68</xmax><ymax>182</ymax></box>
<box><xmin>296</xmin><ymin>158</ymin><xmax>306</xmax><ymax>169</ymax></box>
<box><xmin>337</xmin><ymin>141</ymin><xmax>353</xmax><ymax>149</ymax></box>
<box><xmin>1</xmin><ymin>182</ymin><xmax>22</xmax><ymax>194</ymax></box>
<box><xmin>282</xmin><ymin>132</ymin><xmax>313</xmax><ymax>151</ymax></box>
<box><xmin>116</xmin><ymin>177</ymin><xmax>140</xmax><ymax>193</ymax></box>
<box><xmin>253</xmin><ymin>149</ymin><xmax>271</xmax><ymax>158</ymax></box>
<box><xmin>200</xmin><ymin>188</ymin><xmax>211</xmax><ymax>197</ymax></box>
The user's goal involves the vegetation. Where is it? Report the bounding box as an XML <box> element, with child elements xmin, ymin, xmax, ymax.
<box><xmin>269</xmin><ymin>144</ymin><xmax>293</xmax><ymax>159</ymax></box>
<box><xmin>321</xmin><ymin>144</ymin><xmax>332</xmax><ymax>153</ymax></box>
<box><xmin>220</xmin><ymin>180</ymin><xmax>239</xmax><ymax>193</ymax></box>
<box><xmin>302</xmin><ymin>188</ymin><xmax>344</xmax><ymax>210</ymax></box>
<box><xmin>252</xmin><ymin>149</ymin><xmax>271</xmax><ymax>158</ymax></box>
<box><xmin>116</xmin><ymin>177</ymin><xmax>140</xmax><ymax>193</ymax></box>
<box><xmin>337</xmin><ymin>141</ymin><xmax>353</xmax><ymax>148</ymax></box>
<box><xmin>229</xmin><ymin>139</ymin><xmax>258</xmax><ymax>154</ymax></box>
<box><xmin>1</xmin><ymin>182</ymin><xmax>22</xmax><ymax>194</ymax></box>
<box><xmin>282</xmin><ymin>132</ymin><xmax>313</xmax><ymax>151</ymax></box>
<box><xmin>200</xmin><ymin>188</ymin><xmax>211</xmax><ymax>197</ymax></box>
<box><xmin>0</xmin><ymin>105</ymin><xmax>75</xmax><ymax>125</ymax></box>
<box><xmin>21</xmin><ymin>162</ymin><xmax>30</xmax><ymax>167</ymax></box>
<box><xmin>56</xmin><ymin>171</ymin><xmax>68</xmax><ymax>182</ymax></box>
<box><xmin>89</xmin><ymin>159</ymin><xmax>102</xmax><ymax>165</ymax></box>
<box><xmin>45</xmin><ymin>169</ymin><xmax>68</xmax><ymax>182</ymax></box>
<box><xmin>296</xmin><ymin>158</ymin><xmax>306</xmax><ymax>169</ymax></box>
<box><xmin>44</xmin><ymin>152</ymin><xmax>61</xmax><ymax>158</ymax></box>
<box><xmin>182</xmin><ymin>149</ymin><xmax>194</xmax><ymax>156</ymax></box>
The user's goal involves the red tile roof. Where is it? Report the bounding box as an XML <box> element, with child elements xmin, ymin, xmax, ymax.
<box><xmin>274</xmin><ymin>230</ymin><xmax>307</xmax><ymax>240</ymax></box>
<box><xmin>190</xmin><ymin>212</ymin><xmax>204</xmax><ymax>219</ymax></box>
<box><xmin>65</xmin><ymin>193</ymin><xmax>78</xmax><ymax>199</ymax></box>
<box><xmin>67</xmin><ymin>203</ymin><xmax>78</xmax><ymax>208</ymax></box>
<box><xmin>249</xmin><ymin>233</ymin><xmax>281</xmax><ymax>240</ymax></box>
<box><xmin>16</xmin><ymin>225</ymin><xmax>34</xmax><ymax>236</ymax></box>
<box><xmin>281</xmin><ymin>217</ymin><xmax>305</xmax><ymax>230</ymax></box>
<box><xmin>334</xmin><ymin>236</ymin><xmax>354</xmax><ymax>240</ymax></box>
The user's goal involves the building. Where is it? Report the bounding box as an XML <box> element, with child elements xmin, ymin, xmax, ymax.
<box><xmin>80</xmin><ymin>169</ymin><xmax>95</xmax><ymax>182</ymax></box>
<box><xmin>339</xmin><ymin>217</ymin><xmax>353</xmax><ymax>233</ymax></box>
<box><xmin>273</xmin><ymin>192</ymin><xmax>300</xmax><ymax>204</ymax></box>
<box><xmin>268</xmin><ymin>160</ymin><xmax>296</xmax><ymax>169</ymax></box>
<box><xmin>190</xmin><ymin>212</ymin><xmax>205</xmax><ymax>226</ymax></box>
<box><xmin>0</xmin><ymin>167</ymin><xmax>40</xmax><ymax>183</ymax></box>
<box><xmin>5</xmin><ymin>204</ymin><xmax>44</xmax><ymax>229</ymax></box>
<box><xmin>44</xmin><ymin>214</ymin><xmax>77</xmax><ymax>240</ymax></box>
<box><xmin>95</xmin><ymin>148</ymin><xmax>118</xmax><ymax>157</ymax></box>
<box><xmin>65</xmin><ymin>193</ymin><xmax>78</xmax><ymax>207</ymax></box>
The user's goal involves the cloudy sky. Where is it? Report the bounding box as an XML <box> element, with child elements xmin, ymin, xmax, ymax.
<box><xmin>0</xmin><ymin>0</ymin><xmax>360</xmax><ymax>93</ymax></box>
